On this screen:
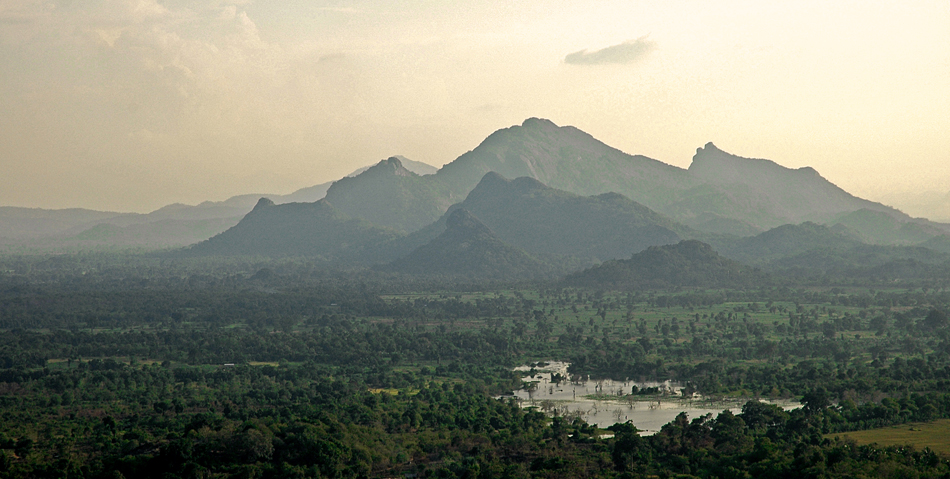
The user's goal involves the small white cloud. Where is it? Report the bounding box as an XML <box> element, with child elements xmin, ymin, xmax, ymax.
<box><xmin>564</xmin><ymin>36</ymin><xmax>656</xmax><ymax>66</ymax></box>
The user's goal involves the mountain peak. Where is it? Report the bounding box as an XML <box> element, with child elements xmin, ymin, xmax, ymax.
<box><xmin>343</xmin><ymin>156</ymin><xmax>417</xmax><ymax>179</ymax></box>
<box><xmin>521</xmin><ymin>117</ymin><xmax>558</xmax><ymax>129</ymax></box>
<box><xmin>689</xmin><ymin>143</ymin><xmax>795</xmax><ymax>181</ymax></box>
<box><xmin>386</xmin><ymin>207</ymin><xmax>549</xmax><ymax>278</ymax></box>
<box><xmin>251</xmin><ymin>197</ymin><xmax>275</xmax><ymax>212</ymax></box>
<box><xmin>373</xmin><ymin>156</ymin><xmax>413</xmax><ymax>176</ymax></box>
<box><xmin>445</xmin><ymin>208</ymin><xmax>493</xmax><ymax>237</ymax></box>
<box><xmin>478</xmin><ymin>171</ymin><xmax>511</xmax><ymax>189</ymax></box>
<box><xmin>698</xmin><ymin>142</ymin><xmax>719</xmax><ymax>154</ymax></box>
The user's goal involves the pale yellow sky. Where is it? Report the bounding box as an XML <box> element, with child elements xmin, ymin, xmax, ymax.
<box><xmin>1</xmin><ymin>0</ymin><xmax>948</xmax><ymax>213</ymax></box>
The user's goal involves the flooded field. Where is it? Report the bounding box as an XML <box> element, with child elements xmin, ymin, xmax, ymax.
<box><xmin>502</xmin><ymin>361</ymin><xmax>799</xmax><ymax>435</ymax></box>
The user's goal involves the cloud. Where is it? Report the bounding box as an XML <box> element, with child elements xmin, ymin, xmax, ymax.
<box><xmin>564</xmin><ymin>36</ymin><xmax>656</xmax><ymax>65</ymax></box>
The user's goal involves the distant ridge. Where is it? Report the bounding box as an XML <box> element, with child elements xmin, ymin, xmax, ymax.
<box><xmin>565</xmin><ymin>240</ymin><xmax>763</xmax><ymax>289</ymax></box>
<box><xmin>180</xmin><ymin>198</ymin><xmax>400</xmax><ymax>260</ymax></box>
<box><xmin>384</xmin><ymin>209</ymin><xmax>552</xmax><ymax>279</ymax></box>
<box><xmin>402</xmin><ymin>172</ymin><xmax>695</xmax><ymax>262</ymax></box>
<box><xmin>317</xmin><ymin>118</ymin><xmax>934</xmax><ymax>238</ymax></box>
<box><xmin>674</xmin><ymin>142</ymin><xmax>905</xmax><ymax>230</ymax></box>
<box><xmin>715</xmin><ymin>222</ymin><xmax>862</xmax><ymax>265</ymax></box>
<box><xmin>713</xmin><ymin>222</ymin><xmax>950</xmax><ymax>276</ymax></box>
<box><xmin>0</xmin><ymin>158</ymin><xmax>436</xmax><ymax>248</ymax></box>
<box><xmin>9</xmin><ymin>118</ymin><xmax>950</xmax><ymax>256</ymax></box>
<box><xmin>323</xmin><ymin>157</ymin><xmax>453</xmax><ymax>233</ymax></box>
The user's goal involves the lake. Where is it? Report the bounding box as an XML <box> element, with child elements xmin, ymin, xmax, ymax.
<box><xmin>501</xmin><ymin>361</ymin><xmax>799</xmax><ymax>435</ymax></box>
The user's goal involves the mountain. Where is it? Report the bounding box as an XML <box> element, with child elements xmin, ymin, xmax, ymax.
<box><xmin>715</xmin><ymin>222</ymin><xmax>863</xmax><ymax>265</ymax></box>
<box><xmin>8</xmin><ymin>118</ymin><xmax>947</xmax><ymax>253</ymax></box>
<box><xmin>323</xmin><ymin>157</ymin><xmax>453</xmax><ymax>233</ymax></box>
<box><xmin>172</xmin><ymin>172</ymin><xmax>702</xmax><ymax>266</ymax></box>
<box><xmin>878</xmin><ymin>190</ymin><xmax>950</xmax><ymax>223</ymax></box>
<box><xmin>0</xmin><ymin>158</ymin><xmax>437</xmax><ymax>249</ymax></box>
<box><xmin>672</xmin><ymin>143</ymin><xmax>899</xmax><ymax>229</ymax></box>
<box><xmin>714</xmin><ymin>222</ymin><xmax>950</xmax><ymax>277</ymax></box>
<box><xmin>564</xmin><ymin>240</ymin><xmax>763</xmax><ymax>289</ymax></box>
<box><xmin>398</xmin><ymin>172</ymin><xmax>696</xmax><ymax>262</ymax></box>
<box><xmin>919</xmin><ymin>235</ymin><xmax>950</xmax><ymax>255</ymax></box>
<box><xmin>764</xmin><ymin>244</ymin><xmax>950</xmax><ymax>277</ymax></box>
<box><xmin>0</xmin><ymin>207</ymin><xmax>126</xmax><ymax>239</ymax></box>
<box><xmin>384</xmin><ymin>209</ymin><xmax>552</xmax><ymax>279</ymax></box>
<box><xmin>830</xmin><ymin>209</ymin><xmax>948</xmax><ymax>245</ymax></box>
<box><xmin>343</xmin><ymin>155</ymin><xmax>438</xmax><ymax>178</ymax></box>
<box><xmin>180</xmin><ymin>198</ymin><xmax>401</xmax><ymax>260</ymax></box>
<box><xmin>435</xmin><ymin>118</ymin><xmax>690</xmax><ymax>206</ymax></box>
<box><xmin>319</xmin><ymin>119</ymin><xmax>935</xmax><ymax>241</ymax></box>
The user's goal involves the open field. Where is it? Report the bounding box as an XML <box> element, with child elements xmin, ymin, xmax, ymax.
<box><xmin>827</xmin><ymin>419</ymin><xmax>950</xmax><ymax>456</ymax></box>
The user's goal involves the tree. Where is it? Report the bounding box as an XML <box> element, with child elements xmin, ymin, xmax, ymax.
<box><xmin>801</xmin><ymin>387</ymin><xmax>830</xmax><ymax>415</ymax></box>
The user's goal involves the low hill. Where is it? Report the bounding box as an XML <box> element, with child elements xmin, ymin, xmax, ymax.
<box><xmin>384</xmin><ymin>209</ymin><xmax>552</xmax><ymax>279</ymax></box>
<box><xmin>179</xmin><ymin>198</ymin><xmax>401</xmax><ymax>260</ymax></box>
<box><xmin>715</xmin><ymin>222</ymin><xmax>863</xmax><ymax>265</ymax></box>
<box><xmin>919</xmin><ymin>235</ymin><xmax>950</xmax><ymax>255</ymax></box>
<box><xmin>765</xmin><ymin>244</ymin><xmax>950</xmax><ymax>278</ymax></box>
<box><xmin>831</xmin><ymin>209</ymin><xmax>948</xmax><ymax>245</ymax></box>
<box><xmin>714</xmin><ymin>222</ymin><xmax>950</xmax><ymax>278</ymax></box>
<box><xmin>564</xmin><ymin>240</ymin><xmax>763</xmax><ymax>289</ymax></box>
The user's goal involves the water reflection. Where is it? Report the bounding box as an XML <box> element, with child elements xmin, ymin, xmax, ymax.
<box><xmin>502</xmin><ymin>361</ymin><xmax>799</xmax><ymax>435</ymax></box>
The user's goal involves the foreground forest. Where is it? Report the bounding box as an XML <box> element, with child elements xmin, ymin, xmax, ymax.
<box><xmin>3</xmin><ymin>254</ymin><xmax>950</xmax><ymax>478</ymax></box>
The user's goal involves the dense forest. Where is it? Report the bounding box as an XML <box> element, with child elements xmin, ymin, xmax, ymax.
<box><xmin>3</xmin><ymin>253</ymin><xmax>950</xmax><ymax>477</ymax></box>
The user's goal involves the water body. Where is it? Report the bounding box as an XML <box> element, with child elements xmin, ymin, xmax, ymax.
<box><xmin>501</xmin><ymin>361</ymin><xmax>799</xmax><ymax>435</ymax></box>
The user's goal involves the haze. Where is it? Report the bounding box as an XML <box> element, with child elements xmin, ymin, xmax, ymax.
<box><xmin>1</xmin><ymin>0</ymin><xmax>948</xmax><ymax>214</ymax></box>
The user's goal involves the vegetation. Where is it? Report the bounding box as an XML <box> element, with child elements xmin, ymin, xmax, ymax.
<box><xmin>3</xmin><ymin>253</ymin><xmax>950</xmax><ymax>477</ymax></box>
<box><xmin>826</xmin><ymin>419</ymin><xmax>950</xmax><ymax>456</ymax></box>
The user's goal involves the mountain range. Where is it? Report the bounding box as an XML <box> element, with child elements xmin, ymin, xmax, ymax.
<box><xmin>6</xmin><ymin>118</ymin><xmax>950</xmax><ymax>283</ymax></box>
<box><xmin>0</xmin><ymin>157</ymin><xmax>436</xmax><ymax>251</ymax></box>
<box><xmin>299</xmin><ymin>118</ymin><xmax>934</xmax><ymax>236</ymax></box>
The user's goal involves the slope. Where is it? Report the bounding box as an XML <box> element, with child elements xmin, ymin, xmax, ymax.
<box><xmin>435</xmin><ymin>118</ymin><xmax>691</xmax><ymax>209</ymax></box>
<box><xmin>180</xmin><ymin>198</ymin><xmax>401</xmax><ymax>260</ymax></box>
<box><xmin>323</xmin><ymin>157</ymin><xmax>453</xmax><ymax>233</ymax></box>
<box><xmin>385</xmin><ymin>209</ymin><xmax>552</xmax><ymax>279</ymax></box>
<box><xmin>404</xmin><ymin>172</ymin><xmax>697</xmax><ymax>262</ymax></box>
<box><xmin>677</xmin><ymin>143</ymin><xmax>908</xmax><ymax>230</ymax></box>
<box><xmin>715</xmin><ymin>222</ymin><xmax>864</xmax><ymax>265</ymax></box>
<box><xmin>320</xmin><ymin>119</ymin><xmax>931</xmax><ymax>242</ymax></box>
<box><xmin>831</xmin><ymin>209</ymin><xmax>948</xmax><ymax>245</ymax></box>
<box><xmin>564</xmin><ymin>240</ymin><xmax>763</xmax><ymax>289</ymax></box>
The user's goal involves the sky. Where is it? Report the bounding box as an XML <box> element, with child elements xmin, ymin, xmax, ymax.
<box><xmin>1</xmin><ymin>0</ymin><xmax>948</xmax><ymax>213</ymax></box>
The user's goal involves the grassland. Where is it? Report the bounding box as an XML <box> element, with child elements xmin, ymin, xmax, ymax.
<box><xmin>826</xmin><ymin>419</ymin><xmax>950</xmax><ymax>456</ymax></box>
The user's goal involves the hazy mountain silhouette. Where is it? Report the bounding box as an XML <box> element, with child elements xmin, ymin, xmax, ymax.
<box><xmin>320</xmin><ymin>119</ymin><xmax>940</xmax><ymax>240</ymax></box>
<box><xmin>323</xmin><ymin>157</ymin><xmax>453</xmax><ymax>233</ymax></box>
<box><xmin>384</xmin><ymin>209</ymin><xmax>552</xmax><ymax>278</ymax></box>
<box><xmin>180</xmin><ymin>198</ymin><xmax>400</xmax><ymax>260</ymax></box>
<box><xmin>714</xmin><ymin>222</ymin><xmax>863</xmax><ymax>265</ymax></box>
<box><xmin>713</xmin><ymin>222</ymin><xmax>950</xmax><ymax>276</ymax></box>
<box><xmin>674</xmin><ymin>143</ymin><xmax>899</xmax><ymax>230</ymax></box>
<box><xmin>8</xmin><ymin>118</ymin><xmax>950</xmax><ymax>256</ymax></box>
<box><xmin>0</xmin><ymin>158</ymin><xmax>435</xmax><ymax>249</ymax></box>
<box><xmin>394</xmin><ymin>172</ymin><xmax>696</xmax><ymax>262</ymax></box>
<box><xmin>435</xmin><ymin>118</ymin><xmax>689</xmax><ymax>206</ymax></box>
<box><xmin>830</xmin><ymin>209</ymin><xmax>947</xmax><ymax>245</ymax></box>
<box><xmin>564</xmin><ymin>240</ymin><xmax>762</xmax><ymax>289</ymax></box>
<box><xmin>919</xmin><ymin>235</ymin><xmax>950</xmax><ymax>255</ymax></box>
<box><xmin>0</xmin><ymin>207</ymin><xmax>124</xmax><ymax>239</ymax></box>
